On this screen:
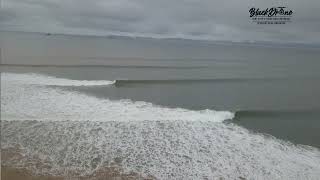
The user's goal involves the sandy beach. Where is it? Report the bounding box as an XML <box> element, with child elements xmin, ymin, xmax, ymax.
<box><xmin>1</xmin><ymin>147</ymin><xmax>154</xmax><ymax>180</ymax></box>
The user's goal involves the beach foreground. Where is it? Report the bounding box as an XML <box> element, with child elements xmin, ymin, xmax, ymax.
<box><xmin>1</xmin><ymin>166</ymin><xmax>152</xmax><ymax>180</ymax></box>
<box><xmin>2</xmin><ymin>147</ymin><xmax>153</xmax><ymax>180</ymax></box>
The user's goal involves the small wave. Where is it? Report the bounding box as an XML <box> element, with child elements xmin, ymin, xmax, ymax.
<box><xmin>113</xmin><ymin>78</ymin><xmax>291</xmax><ymax>86</ymax></box>
<box><xmin>235</xmin><ymin>109</ymin><xmax>320</xmax><ymax>118</ymax></box>
<box><xmin>1</xmin><ymin>73</ymin><xmax>115</xmax><ymax>86</ymax></box>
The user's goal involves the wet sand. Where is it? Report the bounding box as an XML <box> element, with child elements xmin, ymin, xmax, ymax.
<box><xmin>1</xmin><ymin>147</ymin><xmax>154</xmax><ymax>180</ymax></box>
<box><xmin>2</xmin><ymin>166</ymin><xmax>64</xmax><ymax>180</ymax></box>
<box><xmin>1</xmin><ymin>166</ymin><xmax>153</xmax><ymax>180</ymax></box>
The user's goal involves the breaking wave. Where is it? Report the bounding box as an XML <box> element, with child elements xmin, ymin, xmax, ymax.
<box><xmin>1</xmin><ymin>73</ymin><xmax>233</xmax><ymax>122</ymax></box>
<box><xmin>1</xmin><ymin>73</ymin><xmax>115</xmax><ymax>86</ymax></box>
<box><xmin>1</xmin><ymin>72</ymin><xmax>320</xmax><ymax>179</ymax></box>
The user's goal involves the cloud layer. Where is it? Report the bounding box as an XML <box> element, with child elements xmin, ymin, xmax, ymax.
<box><xmin>1</xmin><ymin>0</ymin><xmax>320</xmax><ymax>43</ymax></box>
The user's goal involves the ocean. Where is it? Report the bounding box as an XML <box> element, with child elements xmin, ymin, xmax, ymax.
<box><xmin>1</xmin><ymin>31</ymin><xmax>320</xmax><ymax>179</ymax></box>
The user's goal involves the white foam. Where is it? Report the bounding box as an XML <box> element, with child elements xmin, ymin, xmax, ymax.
<box><xmin>1</xmin><ymin>73</ymin><xmax>320</xmax><ymax>180</ymax></box>
<box><xmin>1</xmin><ymin>73</ymin><xmax>115</xmax><ymax>86</ymax></box>
<box><xmin>1</xmin><ymin>73</ymin><xmax>233</xmax><ymax>122</ymax></box>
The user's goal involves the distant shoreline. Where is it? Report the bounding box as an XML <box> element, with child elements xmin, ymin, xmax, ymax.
<box><xmin>0</xmin><ymin>63</ymin><xmax>209</xmax><ymax>69</ymax></box>
<box><xmin>1</xmin><ymin>30</ymin><xmax>320</xmax><ymax>48</ymax></box>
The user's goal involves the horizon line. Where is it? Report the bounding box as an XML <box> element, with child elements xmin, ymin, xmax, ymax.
<box><xmin>1</xmin><ymin>29</ymin><xmax>320</xmax><ymax>47</ymax></box>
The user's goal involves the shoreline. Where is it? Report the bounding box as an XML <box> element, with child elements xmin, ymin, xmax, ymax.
<box><xmin>1</xmin><ymin>147</ymin><xmax>154</xmax><ymax>180</ymax></box>
<box><xmin>1</xmin><ymin>165</ymin><xmax>153</xmax><ymax>180</ymax></box>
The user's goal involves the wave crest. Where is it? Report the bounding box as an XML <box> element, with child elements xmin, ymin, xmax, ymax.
<box><xmin>1</xmin><ymin>73</ymin><xmax>115</xmax><ymax>86</ymax></box>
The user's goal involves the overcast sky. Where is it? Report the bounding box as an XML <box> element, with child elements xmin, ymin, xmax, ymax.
<box><xmin>1</xmin><ymin>0</ymin><xmax>319</xmax><ymax>43</ymax></box>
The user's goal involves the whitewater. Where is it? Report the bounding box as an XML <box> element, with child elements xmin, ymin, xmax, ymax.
<box><xmin>1</xmin><ymin>73</ymin><xmax>320</xmax><ymax>179</ymax></box>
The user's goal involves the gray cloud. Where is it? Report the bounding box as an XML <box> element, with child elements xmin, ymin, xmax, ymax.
<box><xmin>1</xmin><ymin>0</ymin><xmax>320</xmax><ymax>43</ymax></box>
